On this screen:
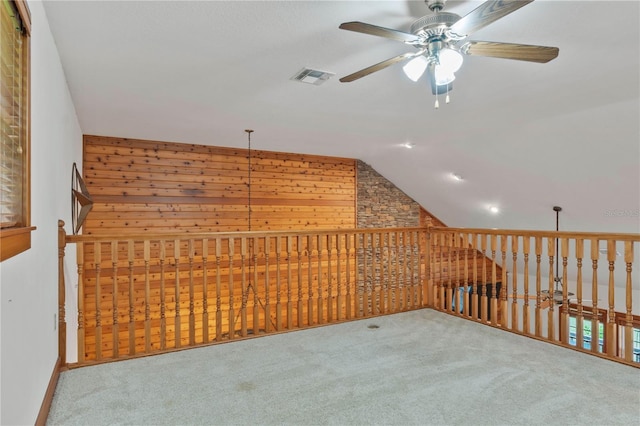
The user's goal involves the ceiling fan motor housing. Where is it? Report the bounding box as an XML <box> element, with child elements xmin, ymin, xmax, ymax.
<box><xmin>410</xmin><ymin>12</ymin><xmax>461</xmax><ymax>41</ymax></box>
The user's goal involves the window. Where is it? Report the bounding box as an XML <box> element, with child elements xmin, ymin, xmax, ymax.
<box><xmin>562</xmin><ymin>304</ymin><xmax>607</xmax><ymax>352</ymax></box>
<box><xmin>1</xmin><ymin>0</ymin><xmax>33</xmax><ymax>261</ymax></box>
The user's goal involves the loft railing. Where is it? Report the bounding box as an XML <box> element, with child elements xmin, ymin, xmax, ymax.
<box><xmin>428</xmin><ymin>226</ymin><xmax>640</xmax><ymax>367</ymax></box>
<box><xmin>58</xmin><ymin>222</ymin><xmax>639</xmax><ymax>368</ymax></box>
<box><xmin>58</xmin><ymin>222</ymin><xmax>429</xmax><ymax>365</ymax></box>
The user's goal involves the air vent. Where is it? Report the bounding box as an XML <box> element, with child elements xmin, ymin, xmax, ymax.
<box><xmin>291</xmin><ymin>67</ymin><xmax>335</xmax><ymax>85</ymax></box>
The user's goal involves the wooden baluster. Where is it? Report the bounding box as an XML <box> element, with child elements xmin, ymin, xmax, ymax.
<box><xmin>307</xmin><ymin>235</ymin><xmax>314</xmax><ymax>324</ymax></box>
<box><xmin>202</xmin><ymin>239</ymin><xmax>210</xmax><ymax>342</ymax></box>
<box><xmin>264</xmin><ymin>236</ymin><xmax>270</xmax><ymax>333</ymax></box>
<box><xmin>454</xmin><ymin>233</ymin><xmax>461</xmax><ymax>316</ymax></box>
<box><xmin>399</xmin><ymin>231</ymin><xmax>406</xmax><ymax>311</ymax></box>
<box><xmin>424</xmin><ymin>227</ymin><xmax>433</xmax><ymax>308</ymax></box>
<box><xmin>355</xmin><ymin>233</ymin><xmax>363</xmax><ymax>318</ymax></box>
<box><xmin>215</xmin><ymin>237</ymin><xmax>222</xmax><ymax>341</ymax></box>
<box><xmin>606</xmin><ymin>239</ymin><xmax>616</xmax><ymax>356</ymax></box>
<box><xmin>463</xmin><ymin>233</ymin><xmax>469</xmax><ymax>318</ymax></box>
<box><xmin>371</xmin><ymin>233</ymin><xmax>378</xmax><ymax>315</ymax></box>
<box><xmin>418</xmin><ymin>231</ymin><xmax>426</xmax><ymax>308</ymax></box>
<box><xmin>560</xmin><ymin>238</ymin><xmax>569</xmax><ymax>345</ymax></box>
<box><xmin>378</xmin><ymin>232</ymin><xmax>385</xmax><ymax>314</ymax></box>
<box><xmin>57</xmin><ymin>221</ymin><xmax>67</xmax><ymax>366</ymax></box>
<box><xmin>535</xmin><ymin>236</ymin><xmax>542</xmax><ymax>337</ymax></box>
<box><xmin>228</xmin><ymin>237</ymin><xmax>235</xmax><ymax>339</ymax></box>
<box><xmin>362</xmin><ymin>233</ymin><xmax>369</xmax><ymax>317</ymax></box>
<box><xmin>522</xmin><ymin>237</ymin><xmax>530</xmax><ymax>335</ymax></box>
<box><xmin>111</xmin><ymin>241</ymin><xmax>119</xmax><ymax>359</ymax></box>
<box><xmin>173</xmin><ymin>240</ymin><xmax>181</xmax><ymax>348</ymax></box>
<box><xmin>386</xmin><ymin>233</ymin><xmax>393</xmax><ymax>313</ymax></box>
<box><xmin>337</xmin><ymin>234</ymin><xmax>343</xmax><ymax>320</ymax></box>
<box><xmin>317</xmin><ymin>234</ymin><xmax>324</xmax><ymax>324</ymax></box>
<box><xmin>159</xmin><ymin>240</ymin><xmax>166</xmax><ymax>350</ymax></box>
<box><xmin>240</xmin><ymin>238</ymin><xmax>247</xmax><ymax>337</ymax></box>
<box><xmin>77</xmin><ymin>243</ymin><xmax>85</xmax><ymax>363</ymax></box>
<box><xmin>144</xmin><ymin>240</ymin><xmax>152</xmax><ymax>352</ymax></box>
<box><xmin>346</xmin><ymin>233</ymin><xmax>352</xmax><ymax>319</ymax></box>
<box><xmin>286</xmin><ymin>235</ymin><xmax>294</xmax><ymax>330</ymax></box>
<box><xmin>447</xmin><ymin>233</ymin><xmax>453</xmax><ymax>313</ymax></box>
<box><xmin>128</xmin><ymin>240</ymin><xmax>136</xmax><ymax>354</ymax></box>
<box><xmin>575</xmin><ymin>239</ymin><xmax>584</xmax><ymax>349</ymax></box>
<box><xmin>491</xmin><ymin>234</ymin><xmax>498</xmax><ymax>325</ymax></box>
<box><xmin>275</xmin><ymin>236</ymin><xmax>282</xmax><ymax>331</ymax></box>
<box><xmin>480</xmin><ymin>234</ymin><xmax>488</xmax><ymax>323</ymax></box>
<box><xmin>500</xmin><ymin>235</ymin><xmax>508</xmax><ymax>328</ymax></box>
<box><xmin>327</xmin><ymin>234</ymin><xmax>333</xmax><ymax>322</ymax></box>
<box><xmin>410</xmin><ymin>231</ymin><xmax>418</xmax><ymax>310</ymax></box>
<box><xmin>253</xmin><ymin>237</ymin><xmax>259</xmax><ymax>334</ymax></box>
<box><xmin>471</xmin><ymin>234</ymin><xmax>479</xmax><ymax>321</ymax></box>
<box><xmin>188</xmin><ymin>239</ymin><xmax>195</xmax><ymax>346</ymax></box>
<box><xmin>94</xmin><ymin>242</ymin><xmax>102</xmax><ymax>361</ymax></box>
<box><xmin>624</xmin><ymin>241</ymin><xmax>634</xmax><ymax>362</ymax></box>
<box><xmin>437</xmin><ymin>234</ymin><xmax>445</xmax><ymax>312</ymax></box>
<box><xmin>547</xmin><ymin>237</ymin><xmax>556</xmax><ymax>341</ymax></box>
<box><xmin>394</xmin><ymin>231</ymin><xmax>401</xmax><ymax>312</ymax></box>
<box><xmin>511</xmin><ymin>235</ymin><xmax>519</xmax><ymax>332</ymax></box>
<box><xmin>296</xmin><ymin>235</ymin><xmax>304</xmax><ymax>327</ymax></box>
<box><xmin>590</xmin><ymin>238</ymin><xmax>600</xmax><ymax>353</ymax></box>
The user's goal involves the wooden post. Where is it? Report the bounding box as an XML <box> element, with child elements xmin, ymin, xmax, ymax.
<box><xmin>575</xmin><ymin>239</ymin><xmax>584</xmax><ymax>349</ymax></box>
<box><xmin>346</xmin><ymin>233</ymin><xmax>352</xmax><ymax>319</ymax></box>
<box><xmin>425</xmin><ymin>220</ymin><xmax>433</xmax><ymax>309</ymax></box>
<box><xmin>111</xmin><ymin>241</ymin><xmax>119</xmax><ymax>359</ymax></box>
<box><xmin>454</xmin><ymin>233</ymin><xmax>461</xmax><ymax>316</ymax></box>
<box><xmin>144</xmin><ymin>240</ymin><xmax>152</xmax><ymax>353</ymax></box>
<box><xmin>511</xmin><ymin>235</ymin><xmax>519</xmax><ymax>332</ymax></box>
<box><xmin>471</xmin><ymin>233</ymin><xmax>479</xmax><ymax>321</ymax></box>
<box><xmin>253</xmin><ymin>238</ymin><xmax>259</xmax><ymax>334</ymax></box>
<box><xmin>560</xmin><ymin>238</ymin><xmax>569</xmax><ymax>345</ymax></box>
<box><xmin>522</xmin><ymin>237</ymin><xmax>530</xmax><ymax>335</ymax></box>
<box><xmin>534</xmin><ymin>236</ymin><xmax>542</xmax><ymax>337</ymax></box>
<box><xmin>307</xmin><ymin>235</ymin><xmax>314</xmax><ymax>324</ymax></box>
<box><xmin>590</xmin><ymin>238</ymin><xmax>599</xmax><ymax>354</ymax></box>
<box><xmin>215</xmin><ymin>237</ymin><xmax>222</xmax><ymax>341</ymax></box>
<box><xmin>240</xmin><ymin>238</ymin><xmax>247</xmax><ymax>337</ymax></box>
<box><xmin>500</xmin><ymin>235</ymin><xmax>508</xmax><ymax>328</ymax></box>
<box><xmin>447</xmin><ymin>233</ymin><xmax>453</xmax><ymax>314</ymax></box>
<box><xmin>94</xmin><ymin>242</ymin><xmax>102</xmax><ymax>361</ymax></box>
<box><xmin>480</xmin><ymin>234</ymin><xmax>488</xmax><ymax>323</ymax></box>
<box><xmin>606</xmin><ymin>239</ymin><xmax>616</xmax><ymax>356</ymax></box>
<box><xmin>337</xmin><ymin>234</ymin><xmax>343</xmax><ymax>320</ymax></box>
<box><xmin>188</xmin><ymin>239</ymin><xmax>195</xmax><ymax>346</ymax></box>
<box><xmin>317</xmin><ymin>234</ymin><xmax>324</xmax><ymax>323</ymax></box>
<box><xmin>159</xmin><ymin>241</ymin><xmax>166</xmax><ymax>350</ymax></box>
<box><xmin>295</xmin><ymin>235</ymin><xmax>302</xmax><ymax>328</ymax></box>
<box><xmin>173</xmin><ymin>240</ymin><xmax>181</xmax><ymax>348</ymax></box>
<box><xmin>76</xmin><ymin>243</ymin><xmax>85</xmax><ymax>363</ymax></box>
<box><xmin>547</xmin><ymin>237</ymin><xmax>556</xmax><ymax>341</ymax></box>
<box><xmin>57</xmin><ymin>221</ymin><xmax>67</xmax><ymax>366</ymax></box>
<box><xmin>624</xmin><ymin>241</ymin><xmax>634</xmax><ymax>362</ymax></box>
<box><xmin>228</xmin><ymin>237</ymin><xmax>235</xmax><ymax>339</ymax></box>
<box><xmin>129</xmin><ymin>240</ymin><xmax>136</xmax><ymax>354</ymax></box>
<box><xmin>327</xmin><ymin>234</ymin><xmax>333</xmax><ymax>322</ymax></box>
<box><xmin>386</xmin><ymin>233</ymin><xmax>393</xmax><ymax>313</ymax></box>
<box><xmin>490</xmin><ymin>234</ymin><xmax>498</xmax><ymax>325</ymax></box>
<box><xmin>263</xmin><ymin>236</ymin><xmax>270</xmax><ymax>333</ymax></box>
<box><xmin>463</xmin><ymin>233</ymin><xmax>469</xmax><ymax>318</ymax></box>
<box><xmin>202</xmin><ymin>239</ymin><xmax>210</xmax><ymax>342</ymax></box>
<box><xmin>275</xmin><ymin>235</ymin><xmax>282</xmax><ymax>331</ymax></box>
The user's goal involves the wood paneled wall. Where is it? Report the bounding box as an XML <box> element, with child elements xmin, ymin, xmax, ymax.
<box><xmin>83</xmin><ymin>135</ymin><xmax>356</xmax><ymax>235</ymax></box>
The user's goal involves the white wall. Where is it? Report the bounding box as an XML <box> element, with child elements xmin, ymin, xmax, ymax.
<box><xmin>0</xmin><ymin>1</ymin><xmax>82</xmax><ymax>424</ymax></box>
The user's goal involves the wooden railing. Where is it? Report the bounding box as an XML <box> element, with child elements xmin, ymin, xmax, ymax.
<box><xmin>60</xmin><ymin>223</ymin><xmax>430</xmax><ymax>365</ymax></box>
<box><xmin>428</xmin><ymin>227</ymin><xmax>640</xmax><ymax>367</ymax></box>
<box><xmin>58</xmin><ymin>223</ymin><xmax>640</xmax><ymax>368</ymax></box>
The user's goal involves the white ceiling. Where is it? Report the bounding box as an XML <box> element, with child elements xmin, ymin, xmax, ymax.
<box><xmin>42</xmin><ymin>0</ymin><xmax>640</xmax><ymax>233</ymax></box>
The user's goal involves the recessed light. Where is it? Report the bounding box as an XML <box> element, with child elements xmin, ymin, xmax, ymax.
<box><xmin>489</xmin><ymin>206</ymin><xmax>500</xmax><ymax>214</ymax></box>
<box><xmin>402</xmin><ymin>142</ymin><xmax>415</xmax><ymax>149</ymax></box>
<box><xmin>451</xmin><ymin>173</ymin><xmax>463</xmax><ymax>181</ymax></box>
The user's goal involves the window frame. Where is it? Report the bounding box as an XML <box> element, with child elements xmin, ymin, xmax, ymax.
<box><xmin>1</xmin><ymin>0</ymin><xmax>34</xmax><ymax>262</ymax></box>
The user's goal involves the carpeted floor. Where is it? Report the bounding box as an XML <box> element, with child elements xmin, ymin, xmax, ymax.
<box><xmin>47</xmin><ymin>309</ymin><xmax>640</xmax><ymax>425</ymax></box>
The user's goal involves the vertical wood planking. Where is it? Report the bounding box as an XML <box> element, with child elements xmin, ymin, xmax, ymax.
<box><xmin>128</xmin><ymin>240</ymin><xmax>136</xmax><ymax>354</ymax></box>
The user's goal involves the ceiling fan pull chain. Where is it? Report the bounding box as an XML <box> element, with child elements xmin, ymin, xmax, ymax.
<box><xmin>445</xmin><ymin>88</ymin><xmax>450</xmax><ymax>104</ymax></box>
<box><xmin>434</xmin><ymin>83</ymin><xmax>440</xmax><ymax>109</ymax></box>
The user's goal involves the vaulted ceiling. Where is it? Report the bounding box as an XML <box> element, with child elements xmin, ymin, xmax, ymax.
<box><xmin>42</xmin><ymin>1</ymin><xmax>639</xmax><ymax>233</ymax></box>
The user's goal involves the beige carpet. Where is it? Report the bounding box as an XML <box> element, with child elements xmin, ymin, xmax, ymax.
<box><xmin>47</xmin><ymin>309</ymin><xmax>640</xmax><ymax>425</ymax></box>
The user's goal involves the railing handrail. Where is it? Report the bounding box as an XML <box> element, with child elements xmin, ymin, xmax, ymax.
<box><xmin>430</xmin><ymin>226</ymin><xmax>640</xmax><ymax>241</ymax></box>
<box><xmin>65</xmin><ymin>226</ymin><xmax>429</xmax><ymax>243</ymax></box>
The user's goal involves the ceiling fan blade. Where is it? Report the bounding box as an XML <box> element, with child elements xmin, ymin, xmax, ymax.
<box><xmin>339</xmin><ymin>21</ymin><xmax>420</xmax><ymax>44</ymax></box>
<box><xmin>339</xmin><ymin>52</ymin><xmax>422</xmax><ymax>83</ymax></box>
<box><xmin>462</xmin><ymin>41</ymin><xmax>559</xmax><ymax>63</ymax></box>
<box><xmin>449</xmin><ymin>0</ymin><xmax>534</xmax><ymax>38</ymax></box>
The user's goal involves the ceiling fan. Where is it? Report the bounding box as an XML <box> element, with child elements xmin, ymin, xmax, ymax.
<box><xmin>339</xmin><ymin>0</ymin><xmax>559</xmax><ymax>101</ymax></box>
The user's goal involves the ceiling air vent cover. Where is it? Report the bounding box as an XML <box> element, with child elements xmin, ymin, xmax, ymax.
<box><xmin>291</xmin><ymin>68</ymin><xmax>335</xmax><ymax>85</ymax></box>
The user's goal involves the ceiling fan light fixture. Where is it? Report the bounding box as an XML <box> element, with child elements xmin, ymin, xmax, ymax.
<box><xmin>433</xmin><ymin>48</ymin><xmax>463</xmax><ymax>85</ymax></box>
<box><xmin>402</xmin><ymin>55</ymin><xmax>429</xmax><ymax>82</ymax></box>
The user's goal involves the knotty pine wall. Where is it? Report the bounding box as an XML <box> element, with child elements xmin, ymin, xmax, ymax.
<box><xmin>83</xmin><ymin>135</ymin><xmax>356</xmax><ymax>234</ymax></box>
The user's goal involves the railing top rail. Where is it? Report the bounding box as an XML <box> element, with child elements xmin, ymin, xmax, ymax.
<box><xmin>430</xmin><ymin>226</ymin><xmax>640</xmax><ymax>241</ymax></box>
<box><xmin>65</xmin><ymin>227</ymin><xmax>428</xmax><ymax>243</ymax></box>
